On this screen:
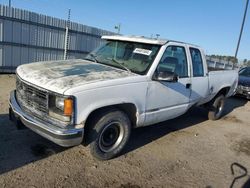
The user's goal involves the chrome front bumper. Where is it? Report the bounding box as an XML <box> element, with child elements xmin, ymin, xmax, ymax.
<box><xmin>236</xmin><ymin>87</ymin><xmax>250</xmax><ymax>99</ymax></box>
<box><xmin>9</xmin><ymin>90</ymin><xmax>83</xmax><ymax>147</ymax></box>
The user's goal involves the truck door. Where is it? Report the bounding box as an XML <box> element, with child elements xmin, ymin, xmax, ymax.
<box><xmin>188</xmin><ymin>47</ymin><xmax>209</xmax><ymax>105</ymax></box>
<box><xmin>145</xmin><ymin>44</ymin><xmax>191</xmax><ymax>126</ymax></box>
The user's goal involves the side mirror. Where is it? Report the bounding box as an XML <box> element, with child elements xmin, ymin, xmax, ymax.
<box><xmin>153</xmin><ymin>70</ymin><xmax>178</xmax><ymax>82</ymax></box>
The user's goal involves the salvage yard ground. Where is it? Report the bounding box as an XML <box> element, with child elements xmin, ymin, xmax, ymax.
<box><xmin>0</xmin><ymin>74</ymin><xmax>250</xmax><ymax>188</ymax></box>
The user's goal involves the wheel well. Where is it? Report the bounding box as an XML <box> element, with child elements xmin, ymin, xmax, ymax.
<box><xmin>217</xmin><ymin>87</ymin><xmax>231</xmax><ymax>97</ymax></box>
<box><xmin>85</xmin><ymin>103</ymin><xmax>137</xmax><ymax>129</ymax></box>
<box><xmin>203</xmin><ymin>87</ymin><xmax>230</xmax><ymax>108</ymax></box>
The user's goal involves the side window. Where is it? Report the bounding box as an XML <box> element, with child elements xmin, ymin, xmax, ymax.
<box><xmin>157</xmin><ymin>46</ymin><xmax>188</xmax><ymax>78</ymax></box>
<box><xmin>190</xmin><ymin>48</ymin><xmax>204</xmax><ymax>77</ymax></box>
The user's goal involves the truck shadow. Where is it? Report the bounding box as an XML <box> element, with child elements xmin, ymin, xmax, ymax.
<box><xmin>122</xmin><ymin>97</ymin><xmax>248</xmax><ymax>155</ymax></box>
<box><xmin>0</xmin><ymin>114</ymin><xmax>65</xmax><ymax>175</ymax></box>
<box><xmin>0</xmin><ymin>97</ymin><xmax>247</xmax><ymax>175</ymax></box>
<box><xmin>224</xmin><ymin>96</ymin><xmax>249</xmax><ymax>115</ymax></box>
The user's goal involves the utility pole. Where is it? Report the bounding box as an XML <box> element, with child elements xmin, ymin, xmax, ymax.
<box><xmin>64</xmin><ymin>9</ymin><xmax>71</xmax><ymax>60</ymax></box>
<box><xmin>235</xmin><ymin>0</ymin><xmax>249</xmax><ymax>60</ymax></box>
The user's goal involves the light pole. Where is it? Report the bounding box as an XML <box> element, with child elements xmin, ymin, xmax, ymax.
<box><xmin>235</xmin><ymin>0</ymin><xmax>249</xmax><ymax>60</ymax></box>
<box><xmin>114</xmin><ymin>24</ymin><xmax>121</xmax><ymax>34</ymax></box>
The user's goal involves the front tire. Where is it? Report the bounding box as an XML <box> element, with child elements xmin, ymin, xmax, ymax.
<box><xmin>208</xmin><ymin>94</ymin><xmax>225</xmax><ymax>120</ymax></box>
<box><xmin>89</xmin><ymin>109</ymin><xmax>131</xmax><ymax>160</ymax></box>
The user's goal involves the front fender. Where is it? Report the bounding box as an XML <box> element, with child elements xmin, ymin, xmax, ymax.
<box><xmin>73</xmin><ymin>83</ymin><xmax>148</xmax><ymax>128</ymax></box>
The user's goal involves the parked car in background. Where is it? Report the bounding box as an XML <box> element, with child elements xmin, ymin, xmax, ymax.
<box><xmin>236</xmin><ymin>66</ymin><xmax>250</xmax><ymax>99</ymax></box>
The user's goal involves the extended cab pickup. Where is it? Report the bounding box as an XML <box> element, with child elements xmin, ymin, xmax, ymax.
<box><xmin>9</xmin><ymin>35</ymin><xmax>238</xmax><ymax>160</ymax></box>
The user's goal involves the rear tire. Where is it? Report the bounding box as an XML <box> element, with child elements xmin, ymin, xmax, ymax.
<box><xmin>88</xmin><ymin>109</ymin><xmax>131</xmax><ymax>160</ymax></box>
<box><xmin>208</xmin><ymin>94</ymin><xmax>225</xmax><ymax>120</ymax></box>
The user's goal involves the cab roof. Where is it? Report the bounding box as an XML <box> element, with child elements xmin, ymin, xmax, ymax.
<box><xmin>102</xmin><ymin>35</ymin><xmax>201</xmax><ymax>48</ymax></box>
<box><xmin>102</xmin><ymin>35</ymin><xmax>168</xmax><ymax>45</ymax></box>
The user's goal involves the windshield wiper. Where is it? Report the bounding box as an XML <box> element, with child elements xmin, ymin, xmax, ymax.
<box><xmin>111</xmin><ymin>58</ymin><xmax>131</xmax><ymax>73</ymax></box>
<box><xmin>85</xmin><ymin>54</ymin><xmax>131</xmax><ymax>73</ymax></box>
<box><xmin>84</xmin><ymin>53</ymin><xmax>99</xmax><ymax>63</ymax></box>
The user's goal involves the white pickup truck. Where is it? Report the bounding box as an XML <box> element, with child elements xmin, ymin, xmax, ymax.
<box><xmin>9</xmin><ymin>35</ymin><xmax>238</xmax><ymax>160</ymax></box>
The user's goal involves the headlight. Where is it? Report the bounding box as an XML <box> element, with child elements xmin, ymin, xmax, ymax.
<box><xmin>55</xmin><ymin>97</ymin><xmax>65</xmax><ymax>111</ymax></box>
<box><xmin>239</xmin><ymin>85</ymin><xmax>250</xmax><ymax>91</ymax></box>
<box><xmin>48</xmin><ymin>95</ymin><xmax>74</xmax><ymax>122</ymax></box>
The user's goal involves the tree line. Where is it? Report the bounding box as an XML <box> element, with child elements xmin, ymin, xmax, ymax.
<box><xmin>243</xmin><ymin>59</ymin><xmax>250</xmax><ymax>66</ymax></box>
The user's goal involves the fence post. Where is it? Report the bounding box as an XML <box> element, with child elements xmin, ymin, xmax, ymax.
<box><xmin>63</xmin><ymin>9</ymin><xmax>71</xmax><ymax>60</ymax></box>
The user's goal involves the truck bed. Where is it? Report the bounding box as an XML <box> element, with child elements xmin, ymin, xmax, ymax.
<box><xmin>208</xmin><ymin>70</ymin><xmax>238</xmax><ymax>99</ymax></box>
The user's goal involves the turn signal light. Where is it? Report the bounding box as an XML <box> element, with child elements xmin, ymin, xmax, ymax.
<box><xmin>64</xmin><ymin>99</ymin><xmax>73</xmax><ymax>116</ymax></box>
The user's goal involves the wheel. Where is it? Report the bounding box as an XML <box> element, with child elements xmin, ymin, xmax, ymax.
<box><xmin>208</xmin><ymin>94</ymin><xmax>225</xmax><ymax>120</ymax></box>
<box><xmin>247</xmin><ymin>95</ymin><xmax>250</xmax><ymax>100</ymax></box>
<box><xmin>88</xmin><ymin>109</ymin><xmax>131</xmax><ymax>160</ymax></box>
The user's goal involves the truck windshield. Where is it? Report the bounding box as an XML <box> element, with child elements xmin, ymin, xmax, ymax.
<box><xmin>85</xmin><ymin>40</ymin><xmax>161</xmax><ymax>75</ymax></box>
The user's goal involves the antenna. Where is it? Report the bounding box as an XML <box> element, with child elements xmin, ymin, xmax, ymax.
<box><xmin>64</xmin><ymin>9</ymin><xmax>71</xmax><ymax>60</ymax></box>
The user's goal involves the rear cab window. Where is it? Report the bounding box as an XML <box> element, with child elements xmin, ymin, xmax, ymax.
<box><xmin>190</xmin><ymin>48</ymin><xmax>204</xmax><ymax>77</ymax></box>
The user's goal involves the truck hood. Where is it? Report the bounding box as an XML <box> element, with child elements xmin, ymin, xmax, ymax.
<box><xmin>16</xmin><ymin>59</ymin><xmax>134</xmax><ymax>94</ymax></box>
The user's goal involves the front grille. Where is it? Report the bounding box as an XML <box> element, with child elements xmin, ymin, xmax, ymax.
<box><xmin>16</xmin><ymin>76</ymin><xmax>48</xmax><ymax>117</ymax></box>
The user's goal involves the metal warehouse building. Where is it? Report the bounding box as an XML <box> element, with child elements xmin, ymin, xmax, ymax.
<box><xmin>0</xmin><ymin>5</ymin><xmax>114</xmax><ymax>72</ymax></box>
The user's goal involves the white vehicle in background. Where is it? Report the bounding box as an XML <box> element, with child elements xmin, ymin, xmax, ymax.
<box><xmin>9</xmin><ymin>35</ymin><xmax>238</xmax><ymax>160</ymax></box>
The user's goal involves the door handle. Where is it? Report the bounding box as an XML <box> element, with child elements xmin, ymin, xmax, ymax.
<box><xmin>186</xmin><ymin>83</ymin><xmax>191</xmax><ymax>89</ymax></box>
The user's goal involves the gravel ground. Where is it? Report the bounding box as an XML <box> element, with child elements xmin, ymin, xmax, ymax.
<box><xmin>0</xmin><ymin>74</ymin><xmax>250</xmax><ymax>188</ymax></box>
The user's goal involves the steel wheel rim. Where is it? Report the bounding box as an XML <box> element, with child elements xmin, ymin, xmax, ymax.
<box><xmin>215</xmin><ymin>99</ymin><xmax>223</xmax><ymax>117</ymax></box>
<box><xmin>99</xmin><ymin>121</ymin><xmax>125</xmax><ymax>153</ymax></box>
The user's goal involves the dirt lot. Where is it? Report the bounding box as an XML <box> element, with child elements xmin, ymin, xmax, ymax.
<box><xmin>0</xmin><ymin>74</ymin><xmax>250</xmax><ymax>188</ymax></box>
